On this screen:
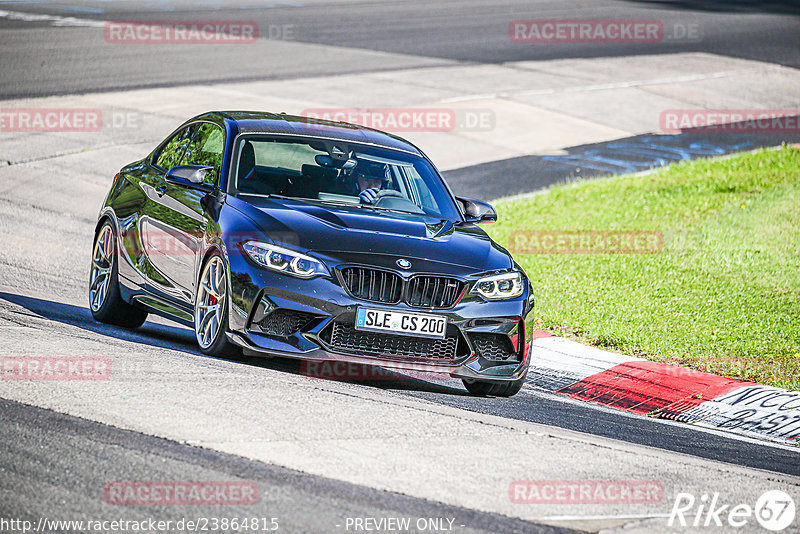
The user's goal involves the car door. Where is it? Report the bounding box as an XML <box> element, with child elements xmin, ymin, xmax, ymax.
<box><xmin>143</xmin><ymin>122</ymin><xmax>224</xmax><ymax>306</ymax></box>
<box><xmin>138</xmin><ymin>123</ymin><xmax>199</xmax><ymax>305</ymax></box>
<box><xmin>113</xmin><ymin>124</ymin><xmax>196</xmax><ymax>293</ymax></box>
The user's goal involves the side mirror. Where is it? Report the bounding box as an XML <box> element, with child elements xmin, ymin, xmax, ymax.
<box><xmin>166</xmin><ymin>165</ymin><xmax>214</xmax><ymax>192</ymax></box>
<box><xmin>457</xmin><ymin>197</ymin><xmax>497</xmax><ymax>223</ymax></box>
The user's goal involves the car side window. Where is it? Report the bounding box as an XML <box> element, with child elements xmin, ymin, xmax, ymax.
<box><xmin>182</xmin><ymin>123</ymin><xmax>224</xmax><ymax>185</ymax></box>
<box><xmin>154</xmin><ymin>125</ymin><xmax>196</xmax><ymax>171</ymax></box>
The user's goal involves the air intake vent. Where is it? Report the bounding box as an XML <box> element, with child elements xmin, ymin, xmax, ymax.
<box><xmin>257</xmin><ymin>309</ymin><xmax>316</xmax><ymax>337</ymax></box>
<box><xmin>470</xmin><ymin>333</ymin><xmax>519</xmax><ymax>361</ymax></box>
<box><xmin>327</xmin><ymin>322</ymin><xmax>458</xmax><ymax>362</ymax></box>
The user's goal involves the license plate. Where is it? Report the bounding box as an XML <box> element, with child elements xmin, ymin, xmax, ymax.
<box><xmin>355</xmin><ymin>307</ymin><xmax>447</xmax><ymax>339</ymax></box>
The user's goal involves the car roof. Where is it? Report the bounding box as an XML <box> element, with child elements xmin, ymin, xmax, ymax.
<box><xmin>193</xmin><ymin>111</ymin><xmax>424</xmax><ymax>156</ymax></box>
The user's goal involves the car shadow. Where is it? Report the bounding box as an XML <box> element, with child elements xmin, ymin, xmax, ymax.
<box><xmin>0</xmin><ymin>291</ymin><xmax>467</xmax><ymax>396</ymax></box>
<box><xmin>0</xmin><ymin>291</ymin><xmax>197</xmax><ymax>351</ymax></box>
<box><xmin>240</xmin><ymin>354</ymin><xmax>470</xmax><ymax>396</ymax></box>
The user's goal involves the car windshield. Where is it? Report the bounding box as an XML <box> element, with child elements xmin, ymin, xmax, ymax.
<box><xmin>228</xmin><ymin>136</ymin><xmax>461</xmax><ymax>219</ymax></box>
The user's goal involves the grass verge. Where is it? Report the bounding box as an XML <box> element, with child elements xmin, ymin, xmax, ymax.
<box><xmin>489</xmin><ymin>145</ymin><xmax>800</xmax><ymax>390</ymax></box>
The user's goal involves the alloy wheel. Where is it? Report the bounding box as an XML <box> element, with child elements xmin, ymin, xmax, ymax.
<box><xmin>195</xmin><ymin>256</ymin><xmax>226</xmax><ymax>349</ymax></box>
<box><xmin>89</xmin><ymin>225</ymin><xmax>114</xmax><ymax>312</ymax></box>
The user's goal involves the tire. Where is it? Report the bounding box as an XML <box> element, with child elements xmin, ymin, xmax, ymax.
<box><xmin>462</xmin><ymin>368</ymin><xmax>528</xmax><ymax>398</ymax></box>
<box><xmin>89</xmin><ymin>221</ymin><xmax>148</xmax><ymax>328</ymax></box>
<box><xmin>194</xmin><ymin>253</ymin><xmax>241</xmax><ymax>358</ymax></box>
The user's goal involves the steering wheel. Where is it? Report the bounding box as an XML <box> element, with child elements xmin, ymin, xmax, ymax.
<box><xmin>373</xmin><ymin>190</ymin><xmax>405</xmax><ymax>202</ymax></box>
<box><xmin>373</xmin><ymin>190</ymin><xmax>424</xmax><ymax>213</ymax></box>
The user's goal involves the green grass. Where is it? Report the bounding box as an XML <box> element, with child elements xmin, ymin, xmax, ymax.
<box><xmin>489</xmin><ymin>145</ymin><xmax>800</xmax><ymax>390</ymax></box>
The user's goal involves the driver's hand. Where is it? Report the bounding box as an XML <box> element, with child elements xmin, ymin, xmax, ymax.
<box><xmin>359</xmin><ymin>188</ymin><xmax>380</xmax><ymax>204</ymax></box>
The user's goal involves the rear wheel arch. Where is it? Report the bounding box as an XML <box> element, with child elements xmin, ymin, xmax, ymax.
<box><xmin>89</xmin><ymin>219</ymin><xmax>147</xmax><ymax>328</ymax></box>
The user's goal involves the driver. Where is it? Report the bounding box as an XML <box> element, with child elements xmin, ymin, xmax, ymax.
<box><xmin>354</xmin><ymin>161</ymin><xmax>390</xmax><ymax>204</ymax></box>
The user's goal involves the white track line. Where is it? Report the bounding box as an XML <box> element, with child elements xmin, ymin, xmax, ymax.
<box><xmin>0</xmin><ymin>9</ymin><xmax>104</xmax><ymax>27</ymax></box>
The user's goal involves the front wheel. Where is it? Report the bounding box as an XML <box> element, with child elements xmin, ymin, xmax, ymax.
<box><xmin>89</xmin><ymin>221</ymin><xmax>147</xmax><ymax>328</ymax></box>
<box><xmin>194</xmin><ymin>254</ymin><xmax>240</xmax><ymax>358</ymax></box>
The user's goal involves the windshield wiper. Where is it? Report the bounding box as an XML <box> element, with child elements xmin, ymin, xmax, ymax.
<box><xmin>265</xmin><ymin>194</ymin><xmax>303</xmax><ymax>201</ymax></box>
<box><xmin>307</xmin><ymin>198</ymin><xmax>368</xmax><ymax>209</ymax></box>
<box><xmin>268</xmin><ymin>196</ymin><xmax>379</xmax><ymax>212</ymax></box>
<box><xmin>263</xmin><ymin>195</ymin><xmax>425</xmax><ymax>216</ymax></box>
<box><xmin>332</xmin><ymin>202</ymin><xmax>425</xmax><ymax>215</ymax></box>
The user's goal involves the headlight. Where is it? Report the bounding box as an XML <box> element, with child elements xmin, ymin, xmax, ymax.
<box><xmin>471</xmin><ymin>271</ymin><xmax>524</xmax><ymax>300</ymax></box>
<box><xmin>242</xmin><ymin>241</ymin><xmax>329</xmax><ymax>279</ymax></box>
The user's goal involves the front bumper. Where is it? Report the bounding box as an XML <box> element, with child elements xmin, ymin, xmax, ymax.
<box><xmin>226</xmin><ymin>253</ymin><xmax>533</xmax><ymax>382</ymax></box>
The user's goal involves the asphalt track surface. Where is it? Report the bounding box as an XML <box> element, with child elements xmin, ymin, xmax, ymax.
<box><xmin>1</xmin><ymin>1</ymin><xmax>800</xmax><ymax>532</ymax></box>
<box><xmin>0</xmin><ymin>398</ymin><xmax>569</xmax><ymax>534</ymax></box>
<box><xmin>0</xmin><ymin>0</ymin><xmax>799</xmax><ymax>98</ymax></box>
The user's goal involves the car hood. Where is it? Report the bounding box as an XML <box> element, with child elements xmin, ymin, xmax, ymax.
<box><xmin>227</xmin><ymin>196</ymin><xmax>513</xmax><ymax>275</ymax></box>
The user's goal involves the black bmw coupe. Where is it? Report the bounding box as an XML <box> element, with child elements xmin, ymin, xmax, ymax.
<box><xmin>90</xmin><ymin>111</ymin><xmax>534</xmax><ymax>396</ymax></box>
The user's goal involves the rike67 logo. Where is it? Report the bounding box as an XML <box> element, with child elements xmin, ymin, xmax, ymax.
<box><xmin>669</xmin><ymin>490</ymin><xmax>796</xmax><ymax>531</ymax></box>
